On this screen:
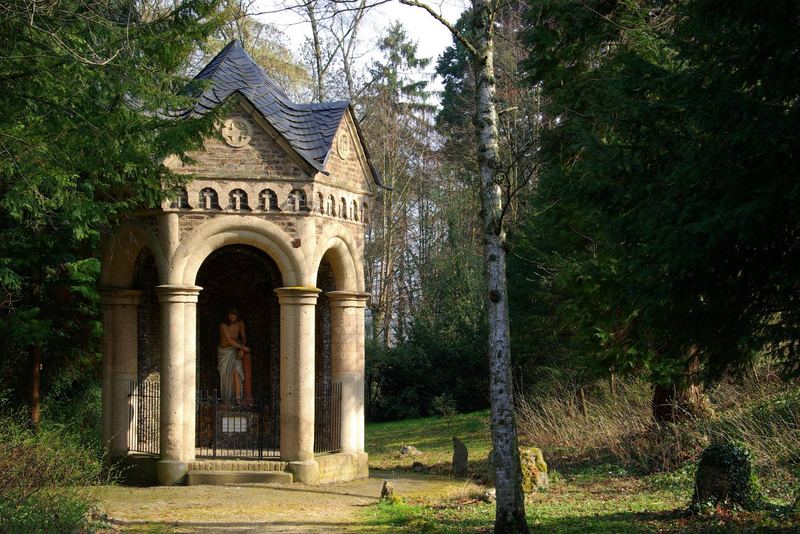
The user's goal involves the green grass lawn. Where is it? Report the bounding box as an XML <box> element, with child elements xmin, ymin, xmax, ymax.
<box><xmin>363</xmin><ymin>412</ymin><xmax>800</xmax><ymax>533</ymax></box>
<box><xmin>367</xmin><ymin>410</ymin><xmax>493</xmax><ymax>475</ymax></box>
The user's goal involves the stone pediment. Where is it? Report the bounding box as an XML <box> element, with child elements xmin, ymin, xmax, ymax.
<box><xmin>184</xmin><ymin>41</ymin><xmax>384</xmax><ymax>188</ymax></box>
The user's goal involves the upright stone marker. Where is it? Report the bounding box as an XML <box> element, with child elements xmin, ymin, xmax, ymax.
<box><xmin>452</xmin><ymin>436</ymin><xmax>468</xmax><ymax>477</ymax></box>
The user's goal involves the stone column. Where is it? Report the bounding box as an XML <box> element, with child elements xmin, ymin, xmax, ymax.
<box><xmin>275</xmin><ymin>287</ymin><xmax>320</xmax><ymax>484</ymax></box>
<box><xmin>155</xmin><ymin>285</ymin><xmax>201</xmax><ymax>485</ymax></box>
<box><xmin>100</xmin><ymin>289</ymin><xmax>141</xmax><ymax>458</ymax></box>
<box><xmin>100</xmin><ymin>297</ymin><xmax>115</xmax><ymax>450</ymax></box>
<box><xmin>182</xmin><ymin>295</ymin><xmax>199</xmax><ymax>461</ymax></box>
<box><xmin>328</xmin><ymin>292</ymin><xmax>369</xmax><ymax>472</ymax></box>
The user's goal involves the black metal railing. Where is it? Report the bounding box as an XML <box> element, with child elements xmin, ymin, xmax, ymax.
<box><xmin>196</xmin><ymin>389</ymin><xmax>281</xmax><ymax>459</ymax></box>
<box><xmin>128</xmin><ymin>379</ymin><xmax>342</xmax><ymax>458</ymax></box>
<box><xmin>128</xmin><ymin>380</ymin><xmax>160</xmax><ymax>455</ymax></box>
<box><xmin>314</xmin><ymin>381</ymin><xmax>342</xmax><ymax>454</ymax></box>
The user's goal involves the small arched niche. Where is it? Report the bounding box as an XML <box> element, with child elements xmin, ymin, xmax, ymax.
<box><xmin>199</xmin><ymin>188</ymin><xmax>221</xmax><ymax>210</ymax></box>
<box><xmin>258</xmin><ymin>189</ymin><xmax>279</xmax><ymax>212</ymax></box>
<box><xmin>228</xmin><ymin>189</ymin><xmax>251</xmax><ymax>212</ymax></box>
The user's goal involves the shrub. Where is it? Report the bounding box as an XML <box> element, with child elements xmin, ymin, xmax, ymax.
<box><xmin>0</xmin><ymin>416</ymin><xmax>104</xmax><ymax>532</ymax></box>
<box><xmin>431</xmin><ymin>394</ymin><xmax>458</xmax><ymax>424</ymax></box>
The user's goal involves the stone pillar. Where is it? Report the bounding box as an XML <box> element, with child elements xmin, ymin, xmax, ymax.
<box><xmin>155</xmin><ymin>285</ymin><xmax>201</xmax><ymax>485</ymax></box>
<box><xmin>328</xmin><ymin>291</ymin><xmax>369</xmax><ymax>474</ymax></box>
<box><xmin>100</xmin><ymin>297</ymin><xmax>114</xmax><ymax>450</ymax></box>
<box><xmin>276</xmin><ymin>287</ymin><xmax>320</xmax><ymax>484</ymax></box>
<box><xmin>182</xmin><ymin>295</ymin><xmax>199</xmax><ymax>461</ymax></box>
<box><xmin>100</xmin><ymin>289</ymin><xmax>141</xmax><ymax>458</ymax></box>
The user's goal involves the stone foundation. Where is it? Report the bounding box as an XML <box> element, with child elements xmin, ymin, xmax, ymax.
<box><xmin>116</xmin><ymin>452</ymin><xmax>368</xmax><ymax>486</ymax></box>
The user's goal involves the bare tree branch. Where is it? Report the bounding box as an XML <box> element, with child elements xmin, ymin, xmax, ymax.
<box><xmin>397</xmin><ymin>0</ymin><xmax>477</xmax><ymax>56</ymax></box>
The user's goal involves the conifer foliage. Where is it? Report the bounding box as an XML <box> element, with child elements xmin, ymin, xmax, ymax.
<box><xmin>0</xmin><ymin>0</ymin><xmax>225</xmax><ymax>421</ymax></box>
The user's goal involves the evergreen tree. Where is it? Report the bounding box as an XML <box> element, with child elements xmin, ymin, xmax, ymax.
<box><xmin>0</xmin><ymin>0</ymin><xmax>225</xmax><ymax>425</ymax></box>
<box><xmin>518</xmin><ymin>0</ymin><xmax>800</xmax><ymax>419</ymax></box>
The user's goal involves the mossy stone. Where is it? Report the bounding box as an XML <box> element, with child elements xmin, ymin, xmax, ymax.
<box><xmin>487</xmin><ymin>446</ymin><xmax>548</xmax><ymax>493</ymax></box>
<box><xmin>691</xmin><ymin>441</ymin><xmax>760</xmax><ymax>512</ymax></box>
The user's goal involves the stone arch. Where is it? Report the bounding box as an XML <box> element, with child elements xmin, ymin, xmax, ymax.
<box><xmin>313</xmin><ymin>232</ymin><xmax>362</xmax><ymax>292</ymax></box>
<box><xmin>340</xmin><ymin>197</ymin><xmax>347</xmax><ymax>219</ymax></box>
<box><xmin>171</xmin><ymin>217</ymin><xmax>305</xmax><ymax>287</ymax></box>
<box><xmin>100</xmin><ymin>221</ymin><xmax>166</xmax><ymax>288</ymax></box>
<box><xmin>351</xmin><ymin>200</ymin><xmax>358</xmax><ymax>221</ymax></box>
<box><xmin>327</xmin><ymin>195</ymin><xmax>335</xmax><ymax>216</ymax></box>
<box><xmin>317</xmin><ymin>192</ymin><xmax>325</xmax><ymax>214</ymax></box>
<box><xmin>361</xmin><ymin>202</ymin><xmax>369</xmax><ymax>224</ymax></box>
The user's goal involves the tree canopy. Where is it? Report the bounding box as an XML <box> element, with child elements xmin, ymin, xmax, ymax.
<box><xmin>513</xmin><ymin>0</ymin><xmax>800</xmax><ymax>408</ymax></box>
<box><xmin>0</xmin><ymin>0</ymin><xmax>225</xmax><ymax>412</ymax></box>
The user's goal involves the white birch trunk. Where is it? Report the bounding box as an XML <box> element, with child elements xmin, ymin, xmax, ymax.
<box><xmin>472</xmin><ymin>0</ymin><xmax>528</xmax><ymax>531</ymax></box>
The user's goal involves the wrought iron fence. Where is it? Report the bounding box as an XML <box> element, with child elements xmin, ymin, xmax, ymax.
<box><xmin>196</xmin><ymin>388</ymin><xmax>281</xmax><ymax>459</ymax></box>
<box><xmin>127</xmin><ymin>380</ymin><xmax>342</xmax><ymax>458</ymax></box>
<box><xmin>314</xmin><ymin>381</ymin><xmax>342</xmax><ymax>454</ymax></box>
<box><xmin>128</xmin><ymin>380</ymin><xmax>160</xmax><ymax>454</ymax></box>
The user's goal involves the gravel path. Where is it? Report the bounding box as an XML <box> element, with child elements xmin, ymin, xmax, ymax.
<box><xmin>94</xmin><ymin>471</ymin><xmax>473</xmax><ymax>533</ymax></box>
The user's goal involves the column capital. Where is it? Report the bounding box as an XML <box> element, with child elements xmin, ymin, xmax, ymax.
<box><xmin>155</xmin><ymin>285</ymin><xmax>202</xmax><ymax>304</ymax></box>
<box><xmin>275</xmin><ymin>286</ymin><xmax>321</xmax><ymax>305</ymax></box>
<box><xmin>326</xmin><ymin>291</ymin><xmax>369</xmax><ymax>308</ymax></box>
<box><xmin>99</xmin><ymin>287</ymin><xmax>142</xmax><ymax>306</ymax></box>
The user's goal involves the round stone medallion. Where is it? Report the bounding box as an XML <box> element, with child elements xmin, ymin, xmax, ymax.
<box><xmin>221</xmin><ymin>117</ymin><xmax>253</xmax><ymax>148</ymax></box>
<box><xmin>337</xmin><ymin>132</ymin><xmax>351</xmax><ymax>159</ymax></box>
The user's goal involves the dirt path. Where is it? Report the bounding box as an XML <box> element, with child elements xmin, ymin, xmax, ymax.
<box><xmin>93</xmin><ymin>471</ymin><xmax>476</xmax><ymax>533</ymax></box>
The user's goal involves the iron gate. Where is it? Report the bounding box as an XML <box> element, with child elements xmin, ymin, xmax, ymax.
<box><xmin>128</xmin><ymin>380</ymin><xmax>342</xmax><ymax>457</ymax></box>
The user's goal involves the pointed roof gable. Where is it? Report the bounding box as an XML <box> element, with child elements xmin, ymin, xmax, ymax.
<box><xmin>188</xmin><ymin>41</ymin><xmax>384</xmax><ymax>188</ymax></box>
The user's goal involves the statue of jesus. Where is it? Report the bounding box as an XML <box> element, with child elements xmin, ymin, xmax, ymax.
<box><xmin>217</xmin><ymin>308</ymin><xmax>252</xmax><ymax>401</ymax></box>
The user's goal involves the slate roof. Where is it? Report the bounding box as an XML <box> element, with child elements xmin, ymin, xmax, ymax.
<box><xmin>187</xmin><ymin>41</ymin><xmax>383</xmax><ymax>187</ymax></box>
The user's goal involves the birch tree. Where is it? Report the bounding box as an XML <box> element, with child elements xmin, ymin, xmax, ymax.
<box><xmin>397</xmin><ymin>0</ymin><xmax>529</xmax><ymax>531</ymax></box>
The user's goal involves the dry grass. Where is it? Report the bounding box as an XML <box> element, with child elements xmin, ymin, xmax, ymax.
<box><xmin>517</xmin><ymin>376</ymin><xmax>800</xmax><ymax>501</ymax></box>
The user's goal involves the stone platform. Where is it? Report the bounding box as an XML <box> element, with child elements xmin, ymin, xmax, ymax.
<box><xmin>116</xmin><ymin>451</ymin><xmax>368</xmax><ymax>486</ymax></box>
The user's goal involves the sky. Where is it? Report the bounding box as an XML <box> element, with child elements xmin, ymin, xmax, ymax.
<box><xmin>253</xmin><ymin>0</ymin><xmax>468</xmax><ymax>94</ymax></box>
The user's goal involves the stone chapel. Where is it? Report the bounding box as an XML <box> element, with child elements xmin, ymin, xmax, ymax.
<box><xmin>98</xmin><ymin>41</ymin><xmax>381</xmax><ymax>485</ymax></box>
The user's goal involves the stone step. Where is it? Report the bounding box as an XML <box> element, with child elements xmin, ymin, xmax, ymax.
<box><xmin>188</xmin><ymin>459</ymin><xmax>288</xmax><ymax>472</ymax></box>
<box><xmin>186</xmin><ymin>469</ymin><xmax>293</xmax><ymax>486</ymax></box>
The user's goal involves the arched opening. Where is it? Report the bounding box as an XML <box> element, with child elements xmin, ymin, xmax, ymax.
<box><xmin>316</xmin><ymin>257</ymin><xmax>335</xmax><ymax>394</ymax></box>
<box><xmin>228</xmin><ymin>189</ymin><xmax>250</xmax><ymax>211</ymax></box>
<box><xmin>258</xmin><ymin>189</ymin><xmax>279</xmax><ymax>212</ymax></box>
<box><xmin>196</xmin><ymin>244</ymin><xmax>281</xmax><ymax>398</ymax></box>
<box><xmin>133</xmin><ymin>248</ymin><xmax>161</xmax><ymax>381</ymax></box>
<box><xmin>314</xmin><ymin>255</ymin><xmax>339</xmax><ymax>454</ymax></box>
<box><xmin>199</xmin><ymin>187</ymin><xmax>220</xmax><ymax>210</ymax></box>
<box><xmin>194</xmin><ymin>244</ymin><xmax>282</xmax><ymax>457</ymax></box>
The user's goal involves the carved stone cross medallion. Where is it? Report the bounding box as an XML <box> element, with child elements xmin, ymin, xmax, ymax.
<box><xmin>221</xmin><ymin>118</ymin><xmax>252</xmax><ymax>148</ymax></box>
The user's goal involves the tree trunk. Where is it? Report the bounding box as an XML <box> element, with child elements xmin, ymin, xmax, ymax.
<box><xmin>472</xmin><ymin>1</ymin><xmax>528</xmax><ymax>532</ymax></box>
<box><xmin>30</xmin><ymin>345</ymin><xmax>41</xmax><ymax>431</ymax></box>
<box><xmin>577</xmin><ymin>387</ymin><xmax>588</xmax><ymax>418</ymax></box>
<box><xmin>307</xmin><ymin>1</ymin><xmax>325</xmax><ymax>102</ymax></box>
<box><xmin>652</xmin><ymin>347</ymin><xmax>710</xmax><ymax>424</ymax></box>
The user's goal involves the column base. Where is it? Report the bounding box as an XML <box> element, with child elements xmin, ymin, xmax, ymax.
<box><xmin>313</xmin><ymin>452</ymin><xmax>370</xmax><ymax>484</ymax></box>
<box><xmin>288</xmin><ymin>460</ymin><xmax>320</xmax><ymax>485</ymax></box>
<box><xmin>157</xmin><ymin>460</ymin><xmax>187</xmax><ymax>485</ymax></box>
<box><xmin>355</xmin><ymin>451</ymin><xmax>369</xmax><ymax>478</ymax></box>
